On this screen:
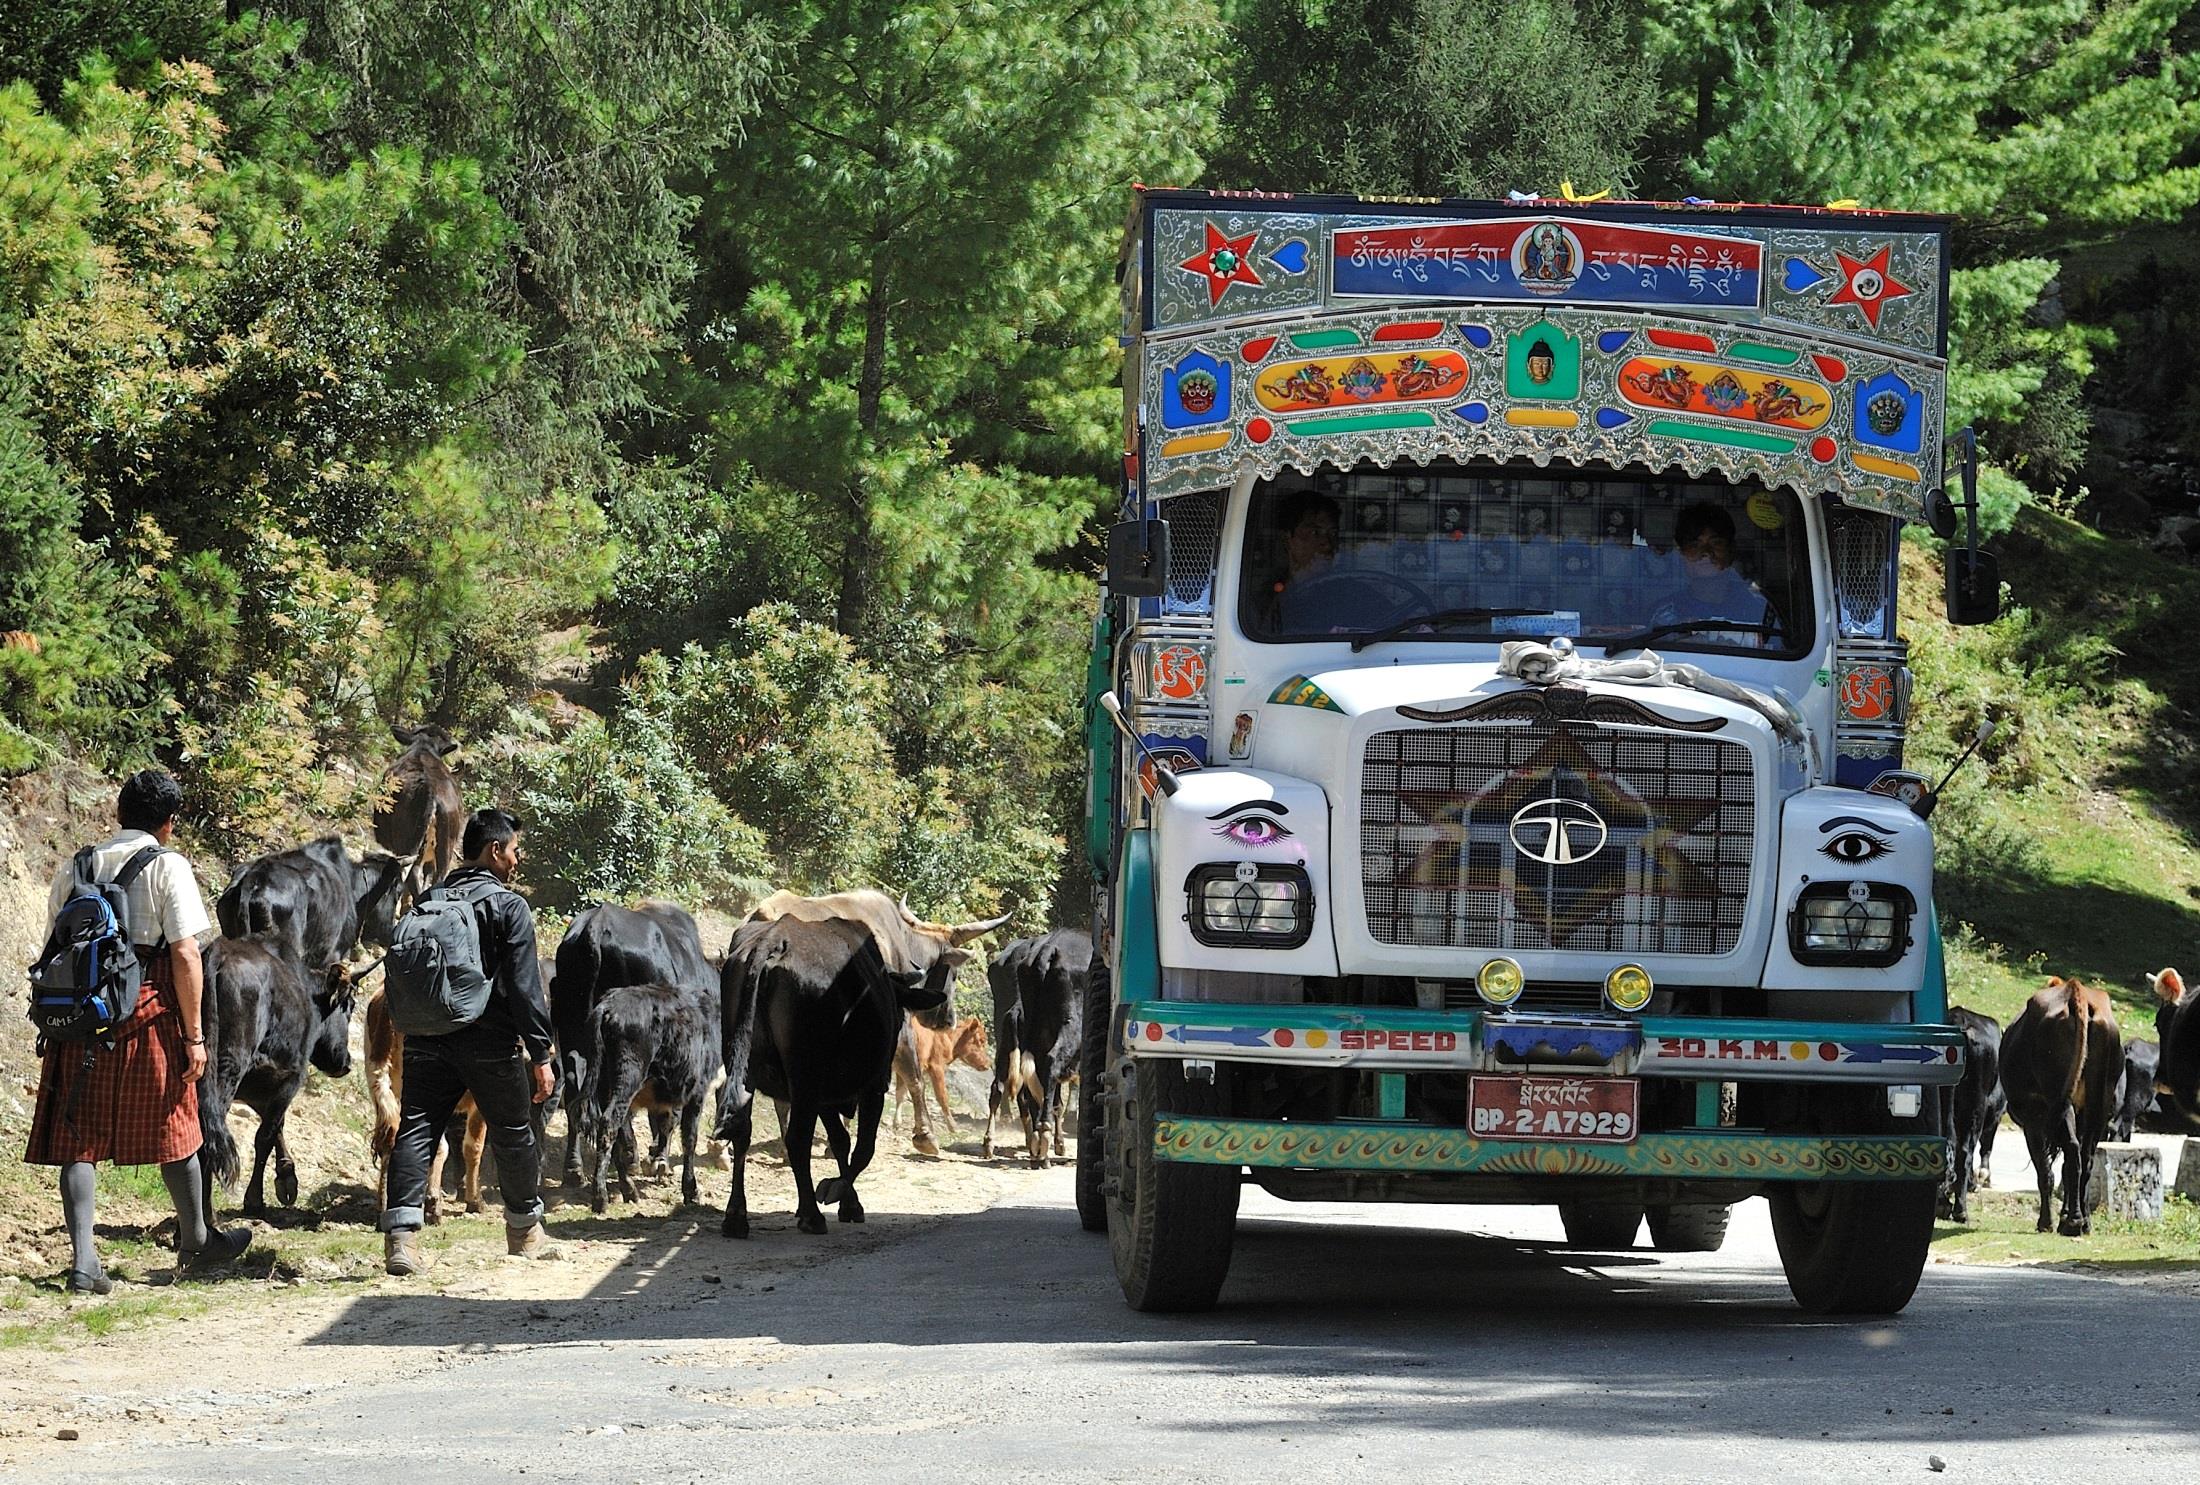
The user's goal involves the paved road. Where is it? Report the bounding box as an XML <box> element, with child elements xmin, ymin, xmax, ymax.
<box><xmin>23</xmin><ymin>1173</ymin><xmax>2200</xmax><ymax>1483</ymax></box>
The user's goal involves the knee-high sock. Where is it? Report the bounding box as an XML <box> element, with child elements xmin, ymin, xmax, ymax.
<box><xmin>60</xmin><ymin>1162</ymin><xmax>100</xmax><ymax>1279</ymax></box>
<box><xmin>162</xmin><ymin>1153</ymin><xmax>210</xmax><ymax>1253</ymax></box>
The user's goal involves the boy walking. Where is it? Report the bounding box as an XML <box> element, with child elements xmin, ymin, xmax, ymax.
<box><xmin>379</xmin><ymin>807</ymin><xmax>560</xmax><ymax>1274</ymax></box>
<box><xmin>26</xmin><ymin>770</ymin><xmax>252</xmax><ymax>1292</ymax></box>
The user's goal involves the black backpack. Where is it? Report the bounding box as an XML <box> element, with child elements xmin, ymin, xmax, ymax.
<box><xmin>28</xmin><ymin>845</ymin><xmax>168</xmax><ymax>1043</ymax></box>
<box><xmin>383</xmin><ymin>877</ymin><xmax>506</xmax><ymax>1037</ymax></box>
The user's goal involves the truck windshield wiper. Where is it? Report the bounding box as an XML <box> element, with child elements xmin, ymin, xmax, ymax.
<box><xmin>1350</xmin><ymin>607</ymin><xmax>1558</xmax><ymax>653</ymax></box>
<box><xmin>1601</xmin><ymin>616</ymin><xmax>1773</xmax><ymax>654</ymax></box>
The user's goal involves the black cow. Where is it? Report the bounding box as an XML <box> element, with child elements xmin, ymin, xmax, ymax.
<box><xmin>717</xmin><ymin>917</ymin><xmax>954</xmax><ymax>1237</ymax></box>
<box><xmin>2002</xmin><ymin>976</ymin><xmax>2123</xmax><ymax>1236</ymax></box>
<box><xmin>2151</xmin><ymin>968</ymin><xmax>2200</xmax><ymax>1130</ymax></box>
<box><xmin>217</xmin><ymin>836</ymin><xmax>407</xmax><ymax>980</ymax></box>
<box><xmin>1937</xmin><ymin>1004</ymin><xmax>2004</xmax><ymax>1223</ymax></box>
<box><xmin>584</xmin><ymin>981</ymin><xmax>722</xmax><ymax>1213</ymax></box>
<box><xmin>373</xmin><ymin>724</ymin><xmax>464</xmax><ymax>909</ymax></box>
<box><xmin>197</xmin><ymin>936</ymin><xmax>357</xmax><ymax>1217</ymax></box>
<box><xmin>2110</xmin><ymin>1038</ymin><xmax>2161</xmax><ymax>1144</ymax></box>
<box><xmin>983</xmin><ymin>929</ymin><xmax>1090</xmax><ymax>1168</ymax></box>
<box><xmin>551</xmin><ymin>901</ymin><xmax>716</xmax><ymax>1184</ymax></box>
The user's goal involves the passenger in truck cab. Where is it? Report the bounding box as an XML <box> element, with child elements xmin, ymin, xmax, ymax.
<box><xmin>1649</xmin><ymin>502</ymin><xmax>1781</xmax><ymax>646</ymax></box>
<box><xmin>1258</xmin><ymin>490</ymin><xmax>1350</xmax><ymax>633</ymax></box>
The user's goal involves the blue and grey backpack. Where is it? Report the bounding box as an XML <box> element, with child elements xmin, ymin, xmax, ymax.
<box><xmin>28</xmin><ymin>844</ymin><xmax>168</xmax><ymax>1043</ymax></box>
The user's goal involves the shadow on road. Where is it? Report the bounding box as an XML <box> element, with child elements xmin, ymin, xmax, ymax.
<box><xmin>297</xmin><ymin>1195</ymin><xmax>2200</xmax><ymax>1450</ymax></box>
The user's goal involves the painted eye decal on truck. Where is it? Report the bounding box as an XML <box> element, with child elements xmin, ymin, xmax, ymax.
<box><xmin>1209</xmin><ymin>799</ymin><xmax>1293</xmax><ymax>848</ymax></box>
<box><xmin>1819</xmin><ymin>816</ymin><xmax>1895</xmax><ymax>863</ymax></box>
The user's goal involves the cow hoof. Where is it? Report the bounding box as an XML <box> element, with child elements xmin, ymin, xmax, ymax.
<box><xmin>721</xmin><ymin>1213</ymin><xmax>750</xmax><ymax>1240</ymax></box>
<box><xmin>911</xmin><ymin>1135</ymin><xmax>939</xmax><ymax>1157</ymax></box>
<box><xmin>2058</xmin><ymin>1218</ymin><xmax>2089</xmax><ymax>1238</ymax></box>
<box><xmin>682</xmin><ymin>1183</ymin><xmax>700</xmax><ymax>1208</ymax></box>
<box><xmin>797</xmin><ymin>1212</ymin><xmax>829</xmax><ymax>1236</ymax></box>
<box><xmin>2035</xmin><ymin>1218</ymin><xmax>2053</xmax><ymax>1233</ymax></box>
<box><xmin>276</xmin><ymin>1170</ymin><xmax>299</xmax><ymax>1207</ymax></box>
<box><xmin>815</xmin><ymin>1176</ymin><xmax>848</xmax><ymax>1204</ymax></box>
<box><xmin>839</xmin><ymin>1204</ymin><xmax>865</xmax><ymax>1225</ymax></box>
<box><xmin>590</xmin><ymin>1195</ymin><xmax>607</xmax><ymax>1215</ymax></box>
<box><xmin>466</xmin><ymin>1198</ymin><xmax>487</xmax><ymax>1215</ymax></box>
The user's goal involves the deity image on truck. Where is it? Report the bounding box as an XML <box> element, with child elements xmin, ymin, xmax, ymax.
<box><xmin>1078</xmin><ymin>189</ymin><xmax>2001</xmax><ymax>1316</ymax></box>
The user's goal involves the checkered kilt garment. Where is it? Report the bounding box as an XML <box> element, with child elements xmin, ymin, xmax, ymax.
<box><xmin>24</xmin><ymin>951</ymin><xmax>203</xmax><ymax>1166</ymax></box>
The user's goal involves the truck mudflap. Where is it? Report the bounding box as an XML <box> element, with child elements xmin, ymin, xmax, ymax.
<box><xmin>1151</xmin><ymin>1117</ymin><xmax>1947</xmax><ymax>1182</ymax></box>
<box><xmin>1119</xmin><ymin>1001</ymin><xmax>1965</xmax><ymax>1086</ymax></box>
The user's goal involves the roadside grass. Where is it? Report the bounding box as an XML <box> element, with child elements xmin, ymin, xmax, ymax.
<box><xmin>1931</xmin><ymin>1188</ymin><xmax>2200</xmax><ymax>1269</ymax></box>
<box><xmin>1906</xmin><ymin>508</ymin><xmax>2200</xmax><ymax>1030</ymax></box>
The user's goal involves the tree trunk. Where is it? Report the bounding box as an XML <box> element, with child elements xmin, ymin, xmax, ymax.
<box><xmin>836</xmin><ymin>249</ymin><xmax>892</xmax><ymax>639</ymax></box>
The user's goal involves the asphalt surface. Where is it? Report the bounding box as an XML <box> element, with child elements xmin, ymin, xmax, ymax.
<box><xmin>21</xmin><ymin>1168</ymin><xmax>2200</xmax><ymax>1483</ymax></box>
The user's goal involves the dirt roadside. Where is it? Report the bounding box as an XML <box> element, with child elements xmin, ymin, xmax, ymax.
<box><xmin>0</xmin><ymin>1132</ymin><xmax>1057</xmax><ymax>1468</ymax></box>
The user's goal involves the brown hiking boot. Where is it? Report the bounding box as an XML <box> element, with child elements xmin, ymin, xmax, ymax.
<box><xmin>507</xmin><ymin>1223</ymin><xmax>564</xmax><ymax>1260</ymax></box>
<box><xmin>384</xmin><ymin>1229</ymin><xmax>426</xmax><ymax>1277</ymax></box>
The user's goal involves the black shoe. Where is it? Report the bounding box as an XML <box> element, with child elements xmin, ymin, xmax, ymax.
<box><xmin>66</xmin><ymin>1269</ymin><xmax>113</xmax><ymax>1295</ymax></box>
<box><xmin>178</xmin><ymin>1225</ymin><xmax>253</xmax><ymax>1272</ymax></box>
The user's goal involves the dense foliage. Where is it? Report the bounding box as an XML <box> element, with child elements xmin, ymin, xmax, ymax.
<box><xmin>2</xmin><ymin>1</ymin><xmax>2197</xmax><ymax>921</ymax></box>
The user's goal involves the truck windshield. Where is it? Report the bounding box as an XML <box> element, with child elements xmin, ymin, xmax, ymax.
<box><xmin>1239</xmin><ymin>463</ymin><xmax>1814</xmax><ymax>656</ymax></box>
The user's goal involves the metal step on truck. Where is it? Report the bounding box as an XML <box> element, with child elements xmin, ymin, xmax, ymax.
<box><xmin>1077</xmin><ymin>188</ymin><xmax>2003</xmax><ymax>1316</ymax></box>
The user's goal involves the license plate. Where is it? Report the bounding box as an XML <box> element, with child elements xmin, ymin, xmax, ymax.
<box><xmin>1468</xmin><ymin>1074</ymin><xmax>1640</xmax><ymax>1144</ymax></box>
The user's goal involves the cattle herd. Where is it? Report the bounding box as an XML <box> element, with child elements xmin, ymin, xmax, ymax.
<box><xmin>188</xmin><ymin>729</ymin><xmax>1091</xmax><ymax>1243</ymax></box>
<box><xmin>1942</xmin><ymin>973</ymin><xmax>2200</xmax><ymax>1235</ymax></box>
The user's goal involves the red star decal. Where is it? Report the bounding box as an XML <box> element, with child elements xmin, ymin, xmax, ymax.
<box><xmin>1179</xmin><ymin>222</ymin><xmax>1263</xmax><ymax>307</ymax></box>
<box><xmin>1827</xmin><ymin>244</ymin><xmax>1912</xmax><ymax>329</ymax></box>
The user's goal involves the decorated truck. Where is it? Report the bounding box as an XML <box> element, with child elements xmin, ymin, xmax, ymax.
<box><xmin>1077</xmin><ymin>188</ymin><xmax>2001</xmax><ymax>1316</ymax></box>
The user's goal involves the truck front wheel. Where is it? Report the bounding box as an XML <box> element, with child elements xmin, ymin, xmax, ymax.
<box><xmin>1770</xmin><ymin>1180</ymin><xmax>1936</xmax><ymax>1314</ymax></box>
<box><xmin>1108</xmin><ymin>1059</ymin><xmax>1240</xmax><ymax>1312</ymax></box>
<box><xmin>1647</xmin><ymin>1202</ymin><xmax>1732</xmax><ymax>1253</ymax></box>
<box><xmin>1074</xmin><ymin>961</ymin><xmax>1110</xmax><ymax>1234</ymax></box>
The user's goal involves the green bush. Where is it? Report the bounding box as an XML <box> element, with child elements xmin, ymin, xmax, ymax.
<box><xmin>485</xmin><ymin>677</ymin><xmax>770</xmax><ymax>914</ymax></box>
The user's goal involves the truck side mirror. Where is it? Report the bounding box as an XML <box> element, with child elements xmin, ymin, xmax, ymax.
<box><xmin>1106</xmin><ymin>519</ymin><xmax>1171</xmax><ymax>599</ymax></box>
<box><xmin>1946</xmin><ymin>547</ymin><xmax>2001</xmax><ymax>626</ymax></box>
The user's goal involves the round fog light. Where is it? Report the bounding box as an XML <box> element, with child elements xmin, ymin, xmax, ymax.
<box><xmin>1476</xmin><ymin>957</ymin><xmax>1525</xmax><ymax>1007</ymax></box>
<box><xmin>1605</xmin><ymin>963</ymin><xmax>1653</xmax><ymax>1012</ymax></box>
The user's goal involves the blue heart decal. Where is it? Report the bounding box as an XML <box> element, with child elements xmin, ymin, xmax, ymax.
<box><xmin>1266</xmin><ymin>239</ymin><xmax>1309</xmax><ymax>276</ymax></box>
<box><xmin>1783</xmin><ymin>257</ymin><xmax>1827</xmax><ymax>293</ymax></box>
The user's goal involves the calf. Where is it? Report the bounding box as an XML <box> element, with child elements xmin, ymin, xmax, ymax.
<box><xmin>551</xmin><ymin>902</ymin><xmax>714</xmax><ymax>1184</ymax></box>
<box><xmin>197</xmin><ymin>936</ymin><xmax>356</xmax><ymax>1217</ymax></box>
<box><xmin>1937</xmin><ymin>1004</ymin><xmax>2004</xmax><ymax>1223</ymax></box>
<box><xmin>891</xmin><ymin>1015</ymin><xmax>990</xmax><ymax>1143</ymax></box>
<box><xmin>585</xmin><ymin>981</ymin><xmax>722</xmax><ymax>1213</ymax></box>
<box><xmin>984</xmin><ymin>929</ymin><xmax>1089</xmax><ymax>1167</ymax></box>
<box><xmin>717</xmin><ymin>917</ymin><xmax>954</xmax><ymax>1237</ymax></box>
<box><xmin>373</xmin><ymin>724</ymin><xmax>464</xmax><ymax>910</ymax></box>
<box><xmin>2001</xmin><ymin>976</ymin><xmax>2122</xmax><ymax>1236</ymax></box>
<box><xmin>2110</xmin><ymin>1038</ymin><xmax>2161</xmax><ymax>1144</ymax></box>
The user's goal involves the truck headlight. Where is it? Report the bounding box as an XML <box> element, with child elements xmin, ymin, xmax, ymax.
<box><xmin>1184</xmin><ymin>863</ymin><xmax>1315</xmax><ymax>948</ymax></box>
<box><xmin>1789</xmin><ymin>882</ymin><xmax>1914</xmax><ymax>968</ymax></box>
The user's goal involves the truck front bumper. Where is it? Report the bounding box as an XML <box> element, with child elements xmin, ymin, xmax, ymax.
<box><xmin>1154</xmin><ymin>1117</ymin><xmax>1946</xmax><ymax>1181</ymax></box>
<box><xmin>1120</xmin><ymin>1000</ymin><xmax>1965</xmax><ymax>1085</ymax></box>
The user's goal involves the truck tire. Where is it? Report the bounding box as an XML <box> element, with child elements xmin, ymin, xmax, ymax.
<box><xmin>1074</xmin><ymin>960</ymin><xmax>1110</xmax><ymax>1234</ymax></box>
<box><xmin>1557</xmin><ymin>1202</ymin><xmax>1644</xmax><ymax>1249</ymax></box>
<box><xmin>1770</xmin><ymin>1180</ymin><xmax>1936</xmax><ymax>1315</ymax></box>
<box><xmin>1647</xmin><ymin>1202</ymin><xmax>1731</xmax><ymax>1253</ymax></box>
<box><xmin>1108</xmin><ymin>1059</ymin><xmax>1239</xmax><ymax>1312</ymax></box>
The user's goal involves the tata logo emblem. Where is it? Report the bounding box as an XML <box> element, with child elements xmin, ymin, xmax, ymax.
<box><xmin>1509</xmin><ymin>798</ymin><xmax>1608</xmax><ymax>866</ymax></box>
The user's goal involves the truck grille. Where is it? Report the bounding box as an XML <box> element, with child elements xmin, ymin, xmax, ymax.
<box><xmin>1361</xmin><ymin>722</ymin><xmax>1756</xmax><ymax>956</ymax></box>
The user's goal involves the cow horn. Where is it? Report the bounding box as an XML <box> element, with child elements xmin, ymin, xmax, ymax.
<box><xmin>947</xmin><ymin>911</ymin><xmax>1014</xmax><ymax>946</ymax></box>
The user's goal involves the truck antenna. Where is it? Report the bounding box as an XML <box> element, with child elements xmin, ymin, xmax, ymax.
<box><xmin>1916</xmin><ymin>717</ymin><xmax>1995</xmax><ymax>820</ymax></box>
<box><xmin>1098</xmin><ymin>692</ymin><xmax>1181</xmax><ymax>798</ymax></box>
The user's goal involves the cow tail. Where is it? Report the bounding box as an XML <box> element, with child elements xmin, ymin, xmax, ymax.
<box><xmin>198</xmin><ymin>957</ymin><xmax>240</xmax><ymax>1191</ymax></box>
<box><xmin>714</xmin><ymin>934</ymin><xmax>774</xmax><ymax>1141</ymax></box>
<box><xmin>2069</xmin><ymin>989</ymin><xmax>2093</xmax><ymax>1114</ymax></box>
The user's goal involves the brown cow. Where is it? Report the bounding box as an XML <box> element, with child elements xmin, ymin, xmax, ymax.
<box><xmin>365</xmin><ymin>987</ymin><xmax>487</xmax><ymax>1223</ymax></box>
<box><xmin>373</xmin><ymin>724</ymin><xmax>464</xmax><ymax>910</ymax></box>
<box><xmin>891</xmin><ymin>1014</ymin><xmax>990</xmax><ymax>1148</ymax></box>
<box><xmin>2000</xmin><ymin>976</ymin><xmax>2122</xmax><ymax>1236</ymax></box>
